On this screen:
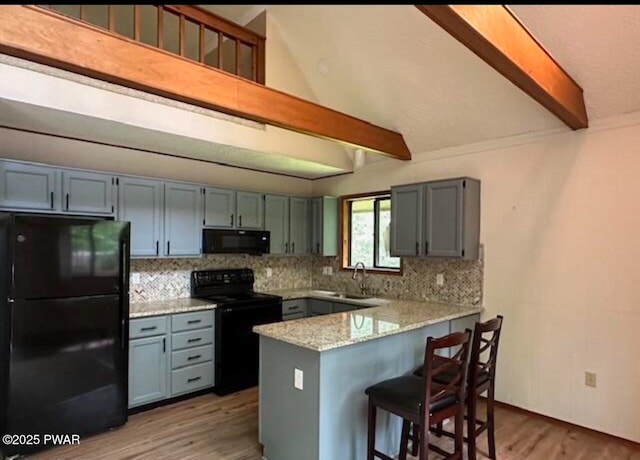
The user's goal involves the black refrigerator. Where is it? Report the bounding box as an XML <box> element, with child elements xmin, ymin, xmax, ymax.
<box><xmin>0</xmin><ymin>213</ymin><xmax>130</xmax><ymax>457</ymax></box>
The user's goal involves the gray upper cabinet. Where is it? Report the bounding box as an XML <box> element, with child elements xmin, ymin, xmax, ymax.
<box><xmin>390</xmin><ymin>184</ymin><xmax>423</xmax><ymax>257</ymax></box>
<box><xmin>424</xmin><ymin>178</ymin><xmax>480</xmax><ymax>259</ymax></box>
<box><xmin>391</xmin><ymin>178</ymin><xmax>480</xmax><ymax>259</ymax></box>
<box><xmin>264</xmin><ymin>195</ymin><xmax>289</xmax><ymax>255</ymax></box>
<box><xmin>236</xmin><ymin>191</ymin><xmax>264</xmax><ymax>229</ymax></box>
<box><xmin>289</xmin><ymin>197</ymin><xmax>310</xmax><ymax>254</ymax></box>
<box><xmin>164</xmin><ymin>182</ymin><xmax>203</xmax><ymax>257</ymax></box>
<box><xmin>129</xmin><ymin>333</ymin><xmax>169</xmax><ymax>408</ymax></box>
<box><xmin>118</xmin><ymin>177</ymin><xmax>163</xmax><ymax>258</ymax></box>
<box><xmin>204</xmin><ymin>187</ymin><xmax>236</xmax><ymax>228</ymax></box>
<box><xmin>0</xmin><ymin>160</ymin><xmax>59</xmax><ymax>212</ymax></box>
<box><xmin>311</xmin><ymin>196</ymin><xmax>338</xmax><ymax>256</ymax></box>
<box><xmin>62</xmin><ymin>170</ymin><xmax>114</xmax><ymax>215</ymax></box>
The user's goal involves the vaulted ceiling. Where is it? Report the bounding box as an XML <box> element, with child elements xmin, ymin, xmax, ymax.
<box><xmin>205</xmin><ymin>5</ymin><xmax>640</xmax><ymax>156</ymax></box>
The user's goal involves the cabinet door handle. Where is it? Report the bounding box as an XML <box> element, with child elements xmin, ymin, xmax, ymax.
<box><xmin>289</xmin><ymin>306</ymin><xmax>299</xmax><ymax>310</ymax></box>
<box><xmin>167</xmin><ymin>241</ymin><xmax>170</xmax><ymax>255</ymax></box>
<box><xmin>416</xmin><ymin>241</ymin><xmax>419</xmax><ymax>255</ymax></box>
<box><xmin>187</xmin><ymin>319</ymin><xmax>202</xmax><ymax>324</ymax></box>
<box><xmin>292</xmin><ymin>242</ymin><xmax>295</xmax><ymax>253</ymax></box>
<box><xmin>425</xmin><ymin>241</ymin><xmax>429</xmax><ymax>255</ymax></box>
<box><xmin>285</xmin><ymin>242</ymin><xmax>289</xmax><ymax>253</ymax></box>
<box><xmin>188</xmin><ymin>376</ymin><xmax>202</xmax><ymax>383</ymax></box>
<box><xmin>66</xmin><ymin>193</ymin><xmax>69</xmax><ymax>210</ymax></box>
<box><xmin>187</xmin><ymin>354</ymin><xmax>202</xmax><ymax>361</ymax></box>
<box><xmin>239</xmin><ymin>215</ymin><xmax>242</xmax><ymax>227</ymax></box>
<box><xmin>187</xmin><ymin>337</ymin><xmax>202</xmax><ymax>343</ymax></box>
<box><xmin>156</xmin><ymin>241</ymin><xmax>159</xmax><ymax>256</ymax></box>
<box><xmin>317</xmin><ymin>243</ymin><xmax>320</xmax><ymax>254</ymax></box>
<box><xmin>50</xmin><ymin>191</ymin><xmax>54</xmax><ymax>209</ymax></box>
<box><xmin>230</xmin><ymin>214</ymin><xmax>234</xmax><ymax>226</ymax></box>
<box><xmin>140</xmin><ymin>326</ymin><xmax>157</xmax><ymax>331</ymax></box>
<box><xmin>162</xmin><ymin>338</ymin><xmax>166</xmax><ymax>353</ymax></box>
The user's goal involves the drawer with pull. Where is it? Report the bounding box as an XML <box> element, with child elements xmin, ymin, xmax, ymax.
<box><xmin>171</xmin><ymin>362</ymin><xmax>214</xmax><ymax>396</ymax></box>
<box><xmin>282</xmin><ymin>300</ymin><xmax>307</xmax><ymax>316</ymax></box>
<box><xmin>171</xmin><ymin>328</ymin><xmax>214</xmax><ymax>351</ymax></box>
<box><xmin>171</xmin><ymin>310</ymin><xmax>214</xmax><ymax>333</ymax></box>
<box><xmin>130</xmin><ymin>316</ymin><xmax>168</xmax><ymax>339</ymax></box>
<box><xmin>171</xmin><ymin>345</ymin><xmax>213</xmax><ymax>369</ymax></box>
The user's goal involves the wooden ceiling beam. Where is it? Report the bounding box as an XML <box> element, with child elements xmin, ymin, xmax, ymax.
<box><xmin>416</xmin><ymin>5</ymin><xmax>588</xmax><ymax>129</ymax></box>
<box><xmin>0</xmin><ymin>6</ymin><xmax>411</xmax><ymax>160</ymax></box>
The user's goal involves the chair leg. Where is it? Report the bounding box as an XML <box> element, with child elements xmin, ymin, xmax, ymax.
<box><xmin>367</xmin><ymin>399</ymin><xmax>377</xmax><ymax>460</ymax></box>
<box><xmin>467</xmin><ymin>394</ymin><xmax>477</xmax><ymax>460</ymax></box>
<box><xmin>419</xmin><ymin>421</ymin><xmax>430</xmax><ymax>460</ymax></box>
<box><xmin>411</xmin><ymin>423</ymin><xmax>419</xmax><ymax>456</ymax></box>
<box><xmin>487</xmin><ymin>386</ymin><xmax>497</xmax><ymax>459</ymax></box>
<box><xmin>455</xmin><ymin>405</ymin><xmax>464</xmax><ymax>460</ymax></box>
<box><xmin>435</xmin><ymin>421</ymin><xmax>444</xmax><ymax>437</ymax></box>
<box><xmin>399</xmin><ymin>419</ymin><xmax>410</xmax><ymax>460</ymax></box>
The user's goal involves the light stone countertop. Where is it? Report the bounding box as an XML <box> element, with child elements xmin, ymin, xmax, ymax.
<box><xmin>254</xmin><ymin>289</ymin><xmax>482</xmax><ymax>352</ymax></box>
<box><xmin>130</xmin><ymin>298</ymin><xmax>217</xmax><ymax>318</ymax></box>
<box><xmin>260</xmin><ymin>288</ymin><xmax>391</xmax><ymax>306</ymax></box>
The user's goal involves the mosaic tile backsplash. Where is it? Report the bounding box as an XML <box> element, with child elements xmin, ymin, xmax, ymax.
<box><xmin>130</xmin><ymin>255</ymin><xmax>313</xmax><ymax>302</ymax></box>
<box><xmin>312</xmin><ymin>256</ymin><xmax>483</xmax><ymax>306</ymax></box>
<box><xmin>131</xmin><ymin>253</ymin><xmax>483</xmax><ymax>306</ymax></box>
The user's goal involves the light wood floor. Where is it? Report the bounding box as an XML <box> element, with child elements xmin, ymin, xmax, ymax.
<box><xmin>30</xmin><ymin>388</ymin><xmax>640</xmax><ymax>460</ymax></box>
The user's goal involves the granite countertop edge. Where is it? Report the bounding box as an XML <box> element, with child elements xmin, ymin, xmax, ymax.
<box><xmin>130</xmin><ymin>298</ymin><xmax>217</xmax><ymax>319</ymax></box>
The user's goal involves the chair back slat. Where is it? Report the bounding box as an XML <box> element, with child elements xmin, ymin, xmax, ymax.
<box><xmin>469</xmin><ymin>315</ymin><xmax>504</xmax><ymax>386</ymax></box>
<box><xmin>421</xmin><ymin>330</ymin><xmax>472</xmax><ymax>413</ymax></box>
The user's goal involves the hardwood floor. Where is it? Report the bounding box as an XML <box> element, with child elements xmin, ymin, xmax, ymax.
<box><xmin>30</xmin><ymin>389</ymin><xmax>639</xmax><ymax>460</ymax></box>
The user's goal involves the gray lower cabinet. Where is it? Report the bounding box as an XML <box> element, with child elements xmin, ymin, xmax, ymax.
<box><xmin>264</xmin><ymin>195</ymin><xmax>289</xmax><ymax>255</ymax></box>
<box><xmin>236</xmin><ymin>191</ymin><xmax>264</xmax><ymax>229</ymax></box>
<box><xmin>390</xmin><ymin>184</ymin><xmax>423</xmax><ymax>257</ymax></box>
<box><xmin>164</xmin><ymin>182</ymin><xmax>203</xmax><ymax>257</ymax></box>
<box><xmin>204</xmin><ymin>187</ymin><xmax>236</xmax><ymax>228</ymax></box>
<box><xmin>129</xmin><ymin>310</ymin><xmax>215</xmax><ymax>409</ymax></box>
<box><xmin>62</xmin><ymin>170</ymin><xmax>115</xmax><ymax>215</ymax></box>
<box><xmin>391</xmin><ymin>177</ymin><xmax>480</xmax><ymax>260</ymax></box>
<box><xmin>289</xmin><ymin>197</ymin><xmax>310</xmax><ymax>254</ymax></box>
<box><xmin>118</xmin><ymin>177</ymin><xmax>164</xmax><ymax>257</ymax></box>
<box><xmin>0</xmin><ymin>160</ymin><xmax>59</xmax><ymax>212</ymax></box>
<box><xmin>311</xmin><ymin>196</ymin><xmax>338</xmax><ymax>256</ymax></box>
<box><xmin>129</xmin><ymin>316</ymin><xmax>170</xmax><ymax>408</ymax></box>
<box><xmin>282</xmin><ymin>299</ymin><xmax>307</xmax><ymax>320</ymax></box>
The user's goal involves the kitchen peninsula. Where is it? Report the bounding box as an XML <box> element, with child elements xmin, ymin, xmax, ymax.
<box><xmin>254</xmin><ymin>296</ymin><xmax>482</xmax><ymax>460</ymax></box>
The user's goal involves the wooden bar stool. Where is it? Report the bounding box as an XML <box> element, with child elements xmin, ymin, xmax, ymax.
<box><xmin>365</xmin><ymin>330</ymin><xmax>472</xmax><ymax>460</ymax></box>
<box><xmin>411</xmin><ymin>316</ymin><xmax>504</xmax><ymax>460</ymax></box>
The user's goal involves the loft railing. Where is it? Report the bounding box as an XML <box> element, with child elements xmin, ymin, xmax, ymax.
<box><xmin>38</xmin><ymin>4</ymin><xmax>266</xmax><ymax>84</ymax></box>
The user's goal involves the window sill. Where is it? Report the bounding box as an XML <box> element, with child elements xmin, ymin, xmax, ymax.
<box><xmin>341</xmin><ymin>266</ymin><xmax>403</xmax><ymax>276</ymax></box>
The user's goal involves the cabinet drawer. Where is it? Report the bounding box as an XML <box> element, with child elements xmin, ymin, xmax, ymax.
<box><xmin>282</xmin><ymin>300</ymin><xmax>306</xmax><ymax>315</ymax></box>
<box><xmin>171</xmin><ymin>362</ymin><xmax>214</xmax><ymax>396</ymax></box>
<box><xmin>283</xmin><ymin>312</ymin><xmax>304</xmax><ymax>321</ymax></box>
<box><xmin>172</xmin><ymin>345</ymin><xmax>213</xmax><ymax>369</ymax></box>
<box><xmin>130</xmin><ymin>316</ymin><xmax>167</xmax><ymax>339</ymax></box>
<box><xmin>171</xmin><ymin>310</ymin><xmax>214</xmax><ymax>333</ymax></box>
<box><xmin>172</xmin><ymin>328</ymin><xmax>214</xmax><ymax>351</ymax></box>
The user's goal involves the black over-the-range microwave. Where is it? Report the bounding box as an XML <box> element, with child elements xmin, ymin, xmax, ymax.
<box><xmin>202</xmin><ymin>229</ymin><xmax>270</xmax><ymax>255</ymax></box>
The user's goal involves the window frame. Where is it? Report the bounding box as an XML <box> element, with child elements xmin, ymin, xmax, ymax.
<box><xmin>340</xmin><ymin>191</ymin><xmax>403</xmax><ymax>275</ymax></box>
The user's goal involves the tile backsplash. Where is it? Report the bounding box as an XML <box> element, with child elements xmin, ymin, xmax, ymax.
<box><xmin>131</xmin><ymin>254</ymin><xmax>483</xmax><ymax>306</ymax></box>
<box><xmin>312</xmin><ymin>256</ymin><xmax>483</xmax><ymax>306</ymax></box>
<box><xmin>130</xmin><ymin>255</ymin><xmax>313</xmax><ymax>302</ymax></box>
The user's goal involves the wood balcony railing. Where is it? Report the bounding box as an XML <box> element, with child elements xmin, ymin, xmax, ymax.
<box><xmin>39</xmin><ymin>4</ymin><xmax>266</xmax><ymax>84</ymax></box>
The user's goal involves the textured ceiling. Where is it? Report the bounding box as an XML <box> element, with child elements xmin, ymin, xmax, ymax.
<box><xmin>509</xmin><ymin>5</ymin><xmax>640</xmax><ymax>120</ymax></box>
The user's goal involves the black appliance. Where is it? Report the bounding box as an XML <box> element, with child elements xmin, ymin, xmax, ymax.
<box><xmin>0</xmin><ymin>213</ymin><xmax>130</xmax><ymax>457</ymax></box>
<box><xmin>202</xmin><ymin>229</ymin><xmax>270</xmax><ymax>256</ymax></box>
<box><xmin>190</xmin><ymin>268</ymin><xmax>281</xmax><ymax>395</ymax></box>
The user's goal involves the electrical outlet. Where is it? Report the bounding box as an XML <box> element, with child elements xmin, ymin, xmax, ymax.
<box><xmin>436</xmin><ymin>274</ymin><xmax>444</xmax><ymax>286</ymax></box>
<box><xmin>585</xmin><ymin>371</ymin><xmax>597</xmax><ymax>388</ymax></box>
<box><xmin>266</xmin><ymin>268</ymin><xmax>273</xmax><ymax>278</ymax></box>
<box><xmin>326</xmin><ymin>266</ymin><xmax>333</xmax><ymax>275</ymax></box>
<box><xmin>294</xmin><ymin>368</ymin><xmax>304</xmax><ymax>390</ymax></box>
<box><xmin>131</xmin><ymin>273</ymin><xmax>140</xmax><ymax>285</ymax></box>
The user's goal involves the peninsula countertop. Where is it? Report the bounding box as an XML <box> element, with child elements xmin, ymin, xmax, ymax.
<box><xmin>130</xmin><ymin>298</ymin><xmax>217</xmax><ymax>318</ymax></box>
<box><xmin>254</xmin><ymin>289</ymin><xmax>482</xmax><ymax>352</ymax></box>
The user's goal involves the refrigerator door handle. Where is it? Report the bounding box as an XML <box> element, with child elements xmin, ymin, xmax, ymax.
<box><xmin>120</xmin><ymin>240</ymin><xmax>128</xmax><ymax>349</ymax></box>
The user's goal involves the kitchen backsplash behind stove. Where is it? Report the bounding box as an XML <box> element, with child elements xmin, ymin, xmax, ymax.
<box><xmin>130</xmin><ymin>255</ymin><xmax>313</xmax><ymax>302</ymax></box>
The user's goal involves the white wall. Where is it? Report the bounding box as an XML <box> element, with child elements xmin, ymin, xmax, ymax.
<box><xmin>312</xmin><ymin>112</ymin><xmax>640</xmax><ymax>442</ymax></box>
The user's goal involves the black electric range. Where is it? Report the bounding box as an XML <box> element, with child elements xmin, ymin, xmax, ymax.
<box><xmin>190</xmin><ymin>269</ymin><xmax>282</xmax><ymax>395</ymax></box>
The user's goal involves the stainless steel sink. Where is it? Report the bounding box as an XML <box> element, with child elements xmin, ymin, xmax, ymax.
<box><xmin>327</xmin><ymin>293</ymin><xmax>371</xmax><ymax>300</ymax></box>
